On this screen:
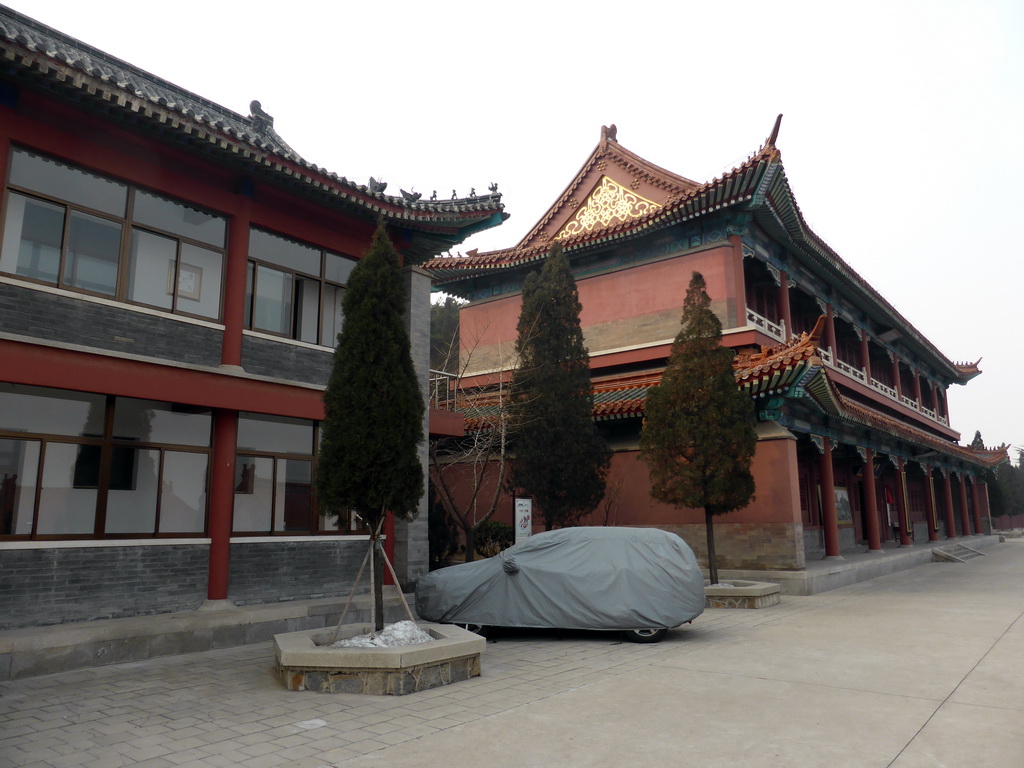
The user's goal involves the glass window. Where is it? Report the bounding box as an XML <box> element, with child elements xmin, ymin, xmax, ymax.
<box><xmin>176</xmin><ymin>243</ymin><xmax>223</xmax><ymax>320</ymax></box>
<box><xmin>37</xmin><ymin>442</ymin><xmax>97</xmax><ymax>535</ymax></box>
<box><xmin>249</xmin><ymin>228</ymin><xmax>320</xmax><ymax>275</ymax></box>
<box><xmin>2</xmin><ymin>149</ymin><xmax>225</xmax><ymax>320</ymax></box>
<box><xmin>246</xmin><ymin>228</ymin><xmax>356</xmax><ymax>346</ymax></box>
<box><xmin>0</xmin><ymin>438</ymin><xmax>39</xmax><ymax>535</ymax></box>
<box><xmin>104</xmin><ymin>448</ymin><xmax>160</xmax><ymax>533</ymax></box>
<box><xmin>325</xmin><ymin>252</ymin><xmax>356</xmax><ymax>284</ymax></box>
<box><xmin>232</xmin><ymin>455</ymin><xmax>273</xmax><ymax>532</ymax></box>
<box><xmin>0</xmin><ymin>384</ymin><xmax>106</xmax><ymax>438</ymax></box>
<box><xmin>9</xmin><ymin>149</ymin><xmax>127</xmax><ymax>217</ymax></box>
<box><xmin>274</xmin><ymin>459</ymin><xmax>312</xmax><ymax>532</ymax></box>
<box><xmin>62</xmin><ymin>211</ymin><xmax>121</xmax><ymax>296</ymax></box>
<box><xmin>127</xmin><ymin>229</ymin><xmax>176</xmax><ymax>310</ymax></box>
<box><xmin>132</xmin><ymin>190</ymin><xmax>225</xmax><ymax>247</ymax></box>
<box><xmin>159</xmin><ymin>451</ymin><xmax>207</xmax><ymax>533</ymax></box>
<box><xmin>253</xmin><ymin>265</ymin><xmax>292</xmax><ymax>335</ymax></box>
<box><xmin>320</xmin><ymin>284</ymin><xmax>345</xmax><ymax>346</ymax></box>
<box><xmin>295</xmin><ymin>276</ymin><xmax>320</xmax><ymax>343</ymax></box>
<box><xmin>113</xmin><ymin>398</ymin><xmax>212</xmax><ymax>447</ymax></box>
<box><xmin>0</xmin><ymin>385</ymin><xmax>212</xmax><ymax>539</ymax></box>
<box><xmin>0</xmin><ymin>193</ymin><xmax>63</xmax><ymax>282</ymax></box>
<box><xmin>237</xmin><ymin>413</ymin><xmax>313</xmax><ymax>454</ymax></box>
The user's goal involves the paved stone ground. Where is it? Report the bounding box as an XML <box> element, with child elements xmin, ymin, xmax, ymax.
<box><xmin>2</xmin><ymin>543</ymin><xmax>1023</xmax><ymax>767</ymax></box>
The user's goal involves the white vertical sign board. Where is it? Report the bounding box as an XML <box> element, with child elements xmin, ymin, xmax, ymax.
<box><xmin>514</xmin><ymin>498</ymin><xmax>532</xmax><ymax>545</ymax></box>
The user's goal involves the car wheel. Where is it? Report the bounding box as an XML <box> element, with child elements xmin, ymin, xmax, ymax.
<box><xmin>458</xmin><ymin>623</ymin><xmax>486</xmax><ymax>635</ymax></box>
<box><xmin>622</xmin><ymin>628</ymin><xmax>667</xmax><ymax>644</ymax></box>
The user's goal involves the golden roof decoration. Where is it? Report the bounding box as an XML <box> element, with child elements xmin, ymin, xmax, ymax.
<box><xmin>554</xmin><ymin>176</ymin><xmax>662</xmax><ymax>241</ymax></box>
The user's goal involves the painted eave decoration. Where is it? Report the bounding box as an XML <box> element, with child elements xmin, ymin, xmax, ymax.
<box><xmin>0</xmin><ymin>7</ymin><xmax>504</xmax><ymax>261</ymax></box>
<box><xmin>452</xmin><ymin>316</ymin><xmax>999</xmax><ymax>471</ymax></box>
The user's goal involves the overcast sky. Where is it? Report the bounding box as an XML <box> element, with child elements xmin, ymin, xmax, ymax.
<box><xmin>9</xmin><ymin>0</ymin><xmax>1023</xmax><ymax>458</ymax></box>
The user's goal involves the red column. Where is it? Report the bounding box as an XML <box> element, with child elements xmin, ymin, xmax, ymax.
<box><xmin>958</xmin><ymin>473</ymin><xmax>972</xmax><ymax>537</ymax></box>
<box><xmin>778</xmin><ymin>271</ymin><xmax>793</xmax><ymax>339</ymax></box>
<box><xmin>971</xmin><ymin>479</ymin><xmax>984</xmax><ymax>536</ymax></box>
<box><xmin>728</xmin><ymin>235</ymin><xmax>748</xmax><ymax>328</ymax></box>
<box><xmin>824</xmin><ymin>304</ymin><xmax>837</xmax><ymax>356</ymax></box>
<box><xmin>863</xmin><ymin>449</ymin><xmax>882</xmax><ymax>551</ymax></box>
<box><xmin>925</xmin><ymin>466</ymin><xmax>940</xmax><ymax>542</ymax></box>
<box><xmin>860</xmin><ymin>332</ymin><xmax>873</xmax><ymax>383</ymax></box>
<box><xmin>982</xmin><ymin>483</ymin><xmax>992</xmax><ymax>530</ymax></box>
<box><xmin>913</xmin><ymin>371</ymin><xmax>923</xmax><ymax>406</ymax></box>
<box><xmin>207</xmin><ymin>409</ymin><xmax>238</xmax><ymax>600</ymax></box>
<box><xmin>943</xmin><ymin>470</ymin><xmax>957</xmax><ymax>539</ymax></box>
<box><xmin>221</xmin><ymin>198</ymin><xmax>251</xmax><ymax>367</ymax></box>
<box><xmin>892</xmin><ymin>356</ymin><xmax>902</xmax><ymax>400</ymax></box>
<box><xmin>819</xmin><ymin>437</ymin><xmax>841</xmax><ymax>557</ymax></box>
<box><xmin>895</xmin><ymin>458</ymin><xmax>912</xmax><ymax>545</ymax></box>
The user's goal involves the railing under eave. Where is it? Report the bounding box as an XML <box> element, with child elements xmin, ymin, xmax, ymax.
<box><xmin>429</xmin><ymin>369</ymin><xmax>456</xmax><ymax>411</ymax></box>
<box><xmin>818</xmin><ymin>349</ymin><xmax>949</xmax><ymax>427</ymax></box>
<box><xmin>744</xmin><ymin>307</ymin><xmax>951</xmax><ymax>429</ymax></box>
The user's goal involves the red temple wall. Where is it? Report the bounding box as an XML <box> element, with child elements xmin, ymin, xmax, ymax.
<box><xmin>435</xmin><ymin>434</ymin><xmax>805</xmax><ymax>570</ymax></box>
<box><xmin>460</xmin><ymin>242</ymin><xmax>741</xmax><ymax>377</ymax></box>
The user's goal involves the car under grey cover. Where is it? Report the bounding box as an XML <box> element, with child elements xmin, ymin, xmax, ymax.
<box><xmin>415</xmin><ymin>526</ymin><xmax>705</xmax><ymax>632</ymax></box>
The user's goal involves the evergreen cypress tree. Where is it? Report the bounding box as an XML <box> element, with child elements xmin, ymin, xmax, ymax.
<box><xmin>510</xmin><ymin>244</ymin><xmax>610</xmax><ymax>530</ymax></box>
<box><xmin>316</xmin><ymin>223</ymin><xmax>424</xmax><ymax>629</ymax></box>
<box><xmin>640</xmin><ymin>271</ymin><xmax>757</xmax><ymax>584</ymax></box>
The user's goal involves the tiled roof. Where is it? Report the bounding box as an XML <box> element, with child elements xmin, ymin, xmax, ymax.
<box><xmin>422</xmin><ymin>131</ymin><xmax>770</xmax><ymax>280</ymax></box>
<box><xmin>0</xmin><ymin>7</ymin><xmax>505</xmax><ymax>261</ymax></box>
<box><xmin>423</xmin><ymin>118</ymin><xmax>975</xmax><ymax>382</ymax></box>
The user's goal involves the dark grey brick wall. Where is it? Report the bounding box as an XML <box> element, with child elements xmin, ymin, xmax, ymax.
<box><xmin>0</xmin><ymin>283</ymin><xmax>222</xmax><ymax>366</ymax></box>
<box><xmin>0</xmin><ymin>545</ymin><xmax>208</xmax><ymax>629</ymax></box>
<box><xmin>241</xmin><ymin>336</ymin><xmax>333</xmax><ymax>385</ymax></box>
<box><xmin>228</xmin><ymin>539</ymin><xmax>369</xmax><ymax>605</ymax></box>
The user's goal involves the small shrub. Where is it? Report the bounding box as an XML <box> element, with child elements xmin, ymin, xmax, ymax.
<box><xmin>475</xmin><ymin>520</ymin><xmax>514</xmax><ymax>558</ymax></box>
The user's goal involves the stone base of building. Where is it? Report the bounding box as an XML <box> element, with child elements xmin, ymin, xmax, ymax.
<box><xmin>657</xmin><ymin>522</ymin><xmax>805</xmax><ymax>571</ymax></box>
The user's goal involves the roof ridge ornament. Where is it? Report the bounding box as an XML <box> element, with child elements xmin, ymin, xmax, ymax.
<box><xmin>601</xmin><ymin>124</ymin><xmax>618</xmax><ymax>145</ymax></box>
<box><xmin>765</xmin><ymin>113</ymin><xmax>783</xmax><ymax>149</ymax></box>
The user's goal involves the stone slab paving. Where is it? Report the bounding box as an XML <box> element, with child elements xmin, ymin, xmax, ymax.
<box><xmin>2</xmin><ymin>543</ymin><xmax>1023</xmax><ymax>767</ymax></box>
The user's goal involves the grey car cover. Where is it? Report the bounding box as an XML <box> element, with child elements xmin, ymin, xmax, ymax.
<box><xmin>415</xmin><ymin>526</ymin><xmax>705</xmax><ymax>631</ymax></box>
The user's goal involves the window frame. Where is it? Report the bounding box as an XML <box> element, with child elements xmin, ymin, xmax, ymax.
<box><xmin>1</xmin><ymin>146</ymin><xmax>228</xmax><ymax>322</ymax></box>
<box><xmin>245</xmin><ymin>227</ymin><xmax>354</xmax><ymax>347</ymax></box>
<box><xmin>0</xmin><ymin>387</ymin><xmax>213</xmax><ymax>541</ymax></box>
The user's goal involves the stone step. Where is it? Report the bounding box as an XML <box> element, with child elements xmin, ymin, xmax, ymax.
<box><xmin>932</xmin><ymin>544</ymin><xmax>988</xmax><ymax>563</ymax></box>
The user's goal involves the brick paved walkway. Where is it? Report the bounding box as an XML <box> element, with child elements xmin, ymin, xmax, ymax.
<box><xmin>3</xmin><ymin>544</ymin><xmax>1023</xmax><ymax>767</ymax></box>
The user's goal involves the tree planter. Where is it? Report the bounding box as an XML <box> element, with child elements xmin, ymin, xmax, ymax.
<box><xmin>274</xmin><ymin>623</ymin><xmax>485</xmax><ymax>695</ymax></box>
<box><xmin>704</xmin><ymin>580</ymin><xmax>781</xmax><ymax>609</ymax></box>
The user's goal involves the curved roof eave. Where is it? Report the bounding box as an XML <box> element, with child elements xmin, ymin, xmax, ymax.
<box><xmin>0</xmin><ymin>7</ymin><xmax>505</xmax><ymax>260</ymax></box>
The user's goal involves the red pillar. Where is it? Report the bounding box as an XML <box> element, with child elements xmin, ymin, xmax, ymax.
<box><xmin>892</xmin><ymin>356</ymin><xmax>902</xmax><ymax>400</ymax></box>
<box><xmin>863</xmin><ymin>449</ymin><xmax>882</xmax><ymax>551</ymax></box>
<box><xmin>982</xmin><ymin>483</ymin><xmax>992</xmax><ymax>530</ymax></box>
<box><xmin>860</xmin><ymin>331</ymin><xmax>873</xmax><ymax>382</ymax></box>
<box><xmin>221</xmin><ymin>198</ymin><xmax>251</xmax><ymax>367</ymax></box>
<box><xmin>819</xmin><ymin>437</ymin><xmax>841</xmax><ymax>557</ymax></box>
<box><xmin>824</xmin><ymin>304</ymin><xmax>837</xmax><ymax>356</ymax></box>
<box><xmin>895</xmin><ymin>458</ymin><xmax>912</xmax><ymax>545</ymax></box>
<box><xmin>207</xmin><ymin>409</ymin><xmax>238</xmax><ymax>600</ymax></box>
<box><xmin>943</xmin><ymin>470</ymin><xmax>957</xmax><ymax>539</ymax></box>
<box><xmin>778</xmin><ymin>271</ymin><xmax>793</xmax><ymax>339</ymax></box>
<box><xmin>958</xmin><ymin>473</ymin><xmax>972</xmax><ymax>537</ymax></box>
<box><xmin>971</xmin><ymin>479</ymin><xmax>984</xmax><ymax>536</ymax></box>
<box><xmin>925</xmin><ymin>466</ymin><xmax>940</xmax><ymax>542</ymax></box>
